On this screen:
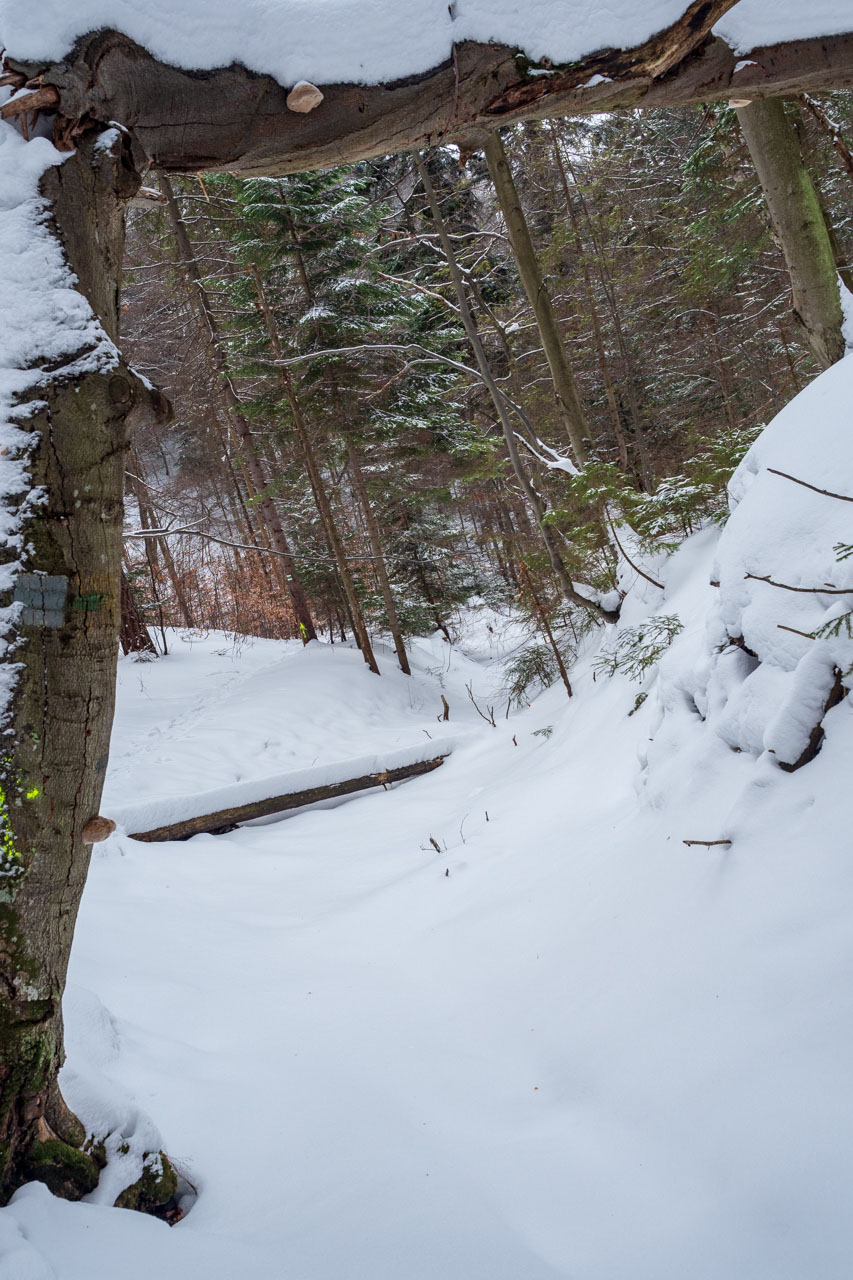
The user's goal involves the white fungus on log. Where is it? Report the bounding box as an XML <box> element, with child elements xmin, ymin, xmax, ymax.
<box><xmin>286</xmin><ymin>81</ymin><xmax>324</xmax><ymax>113</ymax></box>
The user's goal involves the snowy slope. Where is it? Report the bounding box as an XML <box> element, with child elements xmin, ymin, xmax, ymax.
<box><xmin>0</xmin><ymin>0</ymin><xmax>847</xmax><ymax>88</ymax></box>
<box><xmin>1</xmin><ymin>359</ymin><xmax>852</xmax><ymax>1279</ymax></box>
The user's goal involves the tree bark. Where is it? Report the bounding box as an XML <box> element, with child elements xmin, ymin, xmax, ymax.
<box><xmin>547</xmin><ymin>122</ymin><xmax>632</xmax><ymax>473</ymax></box>
<box><xmin>4</xmin><ymin>0</ymin><xmax>851</xmax><ymax>1208</ymax></box>
<box><xmin>561</xmin><ymin>144</ymin><xmax>653</xmax><ymax>487</ymax></box>
<box><xmin>0</xmin><ymin>134</ymin><xmax>168</xmax><ymax>1200</ymax></box>
<box><xmin>126</xmin><ymin>451</ymin><xmax>201</xmax><ymax>629</ymax></box>
<box><xmin>481</xmin><ymin>130</ymin><xmax>590</xmax><ymax>462</ymax></box>
<box><xmin>346</xmin><ymin>447</ymin><xmax>411</xmax><ymax>675</ymax></box>
<box><xmin>736</xmin><ymin>97</ymin><xmax>845</xmax><ymax>368</ymax></box>
<box><xmin>128</xmin><ymin>754</ymin><xmax>448</xmax><ymax>842</ymax></box>
<box><xmin>245</xmin><ymin>264</ymin><xmax>379</xmax><ymax>671</ymax></box>
<box><xmin>518</xmin><ymin>565</ymin><xmax>573</xmax><ymax>699</ymax></box>
<box><xmin>284</xmin><ymin>373</ymin><xmax>380</xmax><ymax>674</ymax></box>
<box><xmin>119</xmin><ymin>569</ymin><xmax>158</xmax><ymax>656</ymax></box>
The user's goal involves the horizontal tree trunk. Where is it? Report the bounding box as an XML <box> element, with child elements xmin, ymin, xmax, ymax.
<box><xmin>4</xmin><ymin>20</ymin><xmax>853</xmax><ymax>179</ymax></box>
<box><xmin>129</xmin><ymin>755</ymin><xmax>450</xmax><ymax>842</ymax></box>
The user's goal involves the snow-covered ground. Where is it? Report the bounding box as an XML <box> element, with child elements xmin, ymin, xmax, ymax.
<box><xmin>1</xmin><ymin>358</ymin><xmax>852</xmax><ymax>1279</ymax></box>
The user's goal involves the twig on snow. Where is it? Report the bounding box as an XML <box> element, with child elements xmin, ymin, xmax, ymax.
<box><xmin>745</xmin><ymin>573</ymin><xmax>851</xmax><ymax>596</ymax></box>
<box><xmin>682</xmin><ymin>838</ymin><xmax>732</xmax><ymax>848</ymax></box>
<box><xmin>767</xmin><ymin>467</ymin><xmax>853</xmax><ymax>504</ymax></box>
<box><xmin>466</xmin><ymin>681</ymin><xmax>496</xmax><ymax>726</ymax></box>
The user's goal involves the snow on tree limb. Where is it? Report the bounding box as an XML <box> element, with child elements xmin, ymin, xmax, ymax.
<box><xmin>0</xmin><ymin>5</ymin><xmax>851</xmax><ymax>177</ymax></box>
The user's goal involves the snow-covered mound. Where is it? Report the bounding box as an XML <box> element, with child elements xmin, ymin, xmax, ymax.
<box><xmin>0</xmin><ymin>0</ymin><xmax>848</xmax><ymax>89</ymax></box>
<box><xmin>649</xmin><ymin>355</ymin><xmax>852</xmax><ymax>778</ymax></box>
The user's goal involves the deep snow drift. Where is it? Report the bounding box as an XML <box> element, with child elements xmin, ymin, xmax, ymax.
<box><xmin>0</xmin><ymin>358</ymin><xmax>851</xmax><ymax>1278</ymax></box>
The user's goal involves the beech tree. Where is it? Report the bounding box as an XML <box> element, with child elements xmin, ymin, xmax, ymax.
<box><xmin>1</xmin><ymin>1</ymin><xmax>853</xmax><ymax>1206</ymax></box>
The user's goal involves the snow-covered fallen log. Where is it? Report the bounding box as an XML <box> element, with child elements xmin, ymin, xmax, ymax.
<box><xmin>115</xmin><ymin>741</ymin><xmax>454</xmax><ymax>842</ymax></box>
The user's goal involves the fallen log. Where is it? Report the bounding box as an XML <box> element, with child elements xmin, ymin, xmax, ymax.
<box><xmin>128</xmin><ymin>753</ymin><xmax>449</xmax><ymax>842</ymax></box>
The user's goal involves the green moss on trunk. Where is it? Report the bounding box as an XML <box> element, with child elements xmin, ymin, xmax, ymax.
<box><xmin>115</xmin><ymin>1152</ymin><xmax>179</xmax><ymax>1215</ymax></box>
<box><xmin>25</xmin><ymin>1138</ymin><xmax>99</xmax><ymax>1200</ymax></box>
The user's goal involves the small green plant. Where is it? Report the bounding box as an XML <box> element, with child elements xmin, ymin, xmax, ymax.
<box><xmin>562</xmin><ymin>423</ymin><xmax>763</xmax><ymax>558</ymax></box>
<box><xmin>628</xmin><ymin>691</ymin><xmax>649</xmax><ymax>716</ymax></box>
<box><xmin>503</xmin><ymin>644</ymin><xmax>559</xmax><ymax>707</ymax></box>
<box><xmin>813</xmin><ymin>612</ymin><xmax>853</xmax><ymax>644</ymax></box>
<box><xmin>809</xmin><ymin>543</ymin><xmax>853</xmax><ymax>675</ymax></box>
<box><xmin>593</xmin><ymin>615</ymin><xmax>684</xmax><ymax>682</ymax></box>
<box><xmin>531</xmin><ymin>725</ymin><xmax>554</xmax><ymax>740</ymax></box>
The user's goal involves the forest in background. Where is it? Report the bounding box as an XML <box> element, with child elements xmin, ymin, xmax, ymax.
<box><xmin>120</xmin><ymin>96</ymin><xmax>853</xmax><ymax>698</ymax></box>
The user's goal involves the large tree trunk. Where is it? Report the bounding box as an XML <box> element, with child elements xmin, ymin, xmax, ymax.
<box><xmin>8</xmin><ymin>10</ymin><xmax>853</xmax><ymax>181</ymax></box>
<box><xmin>0</xmin><ymin>134</ymin><xmax>166</xmax><ymax>1200</ymax></box>
<box><xmin>481</xmin><ymin>130</ymin><xmax>590</xmax><ymax>462</ymax></box>
<box><xmin>736</xmin><ymin>97</ymin><xmax>845</xmax><ymax>368</ymax></box>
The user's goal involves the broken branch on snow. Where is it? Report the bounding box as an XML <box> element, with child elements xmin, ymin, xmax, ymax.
<box><xmin>128</xmin><ymin>754</ymin><xmax>450</xmax><ymax>842</ymax></box>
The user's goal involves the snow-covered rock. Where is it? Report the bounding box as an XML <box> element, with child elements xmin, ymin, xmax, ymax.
<box><xmin>706</xmin><ymin>356</ymin><xmax>851</xmax><ymax>767</ymax></box>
